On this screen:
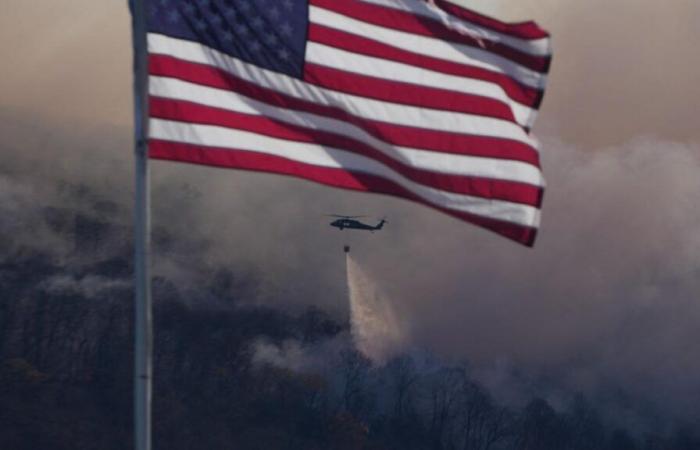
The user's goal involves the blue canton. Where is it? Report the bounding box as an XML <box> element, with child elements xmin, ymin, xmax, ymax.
<box><xmin>147</xmin><ymin>0</ymin><xmax>309</xmax><ymax>78</ymax></box>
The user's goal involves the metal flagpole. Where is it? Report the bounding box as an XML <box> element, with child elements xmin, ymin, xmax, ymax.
<box><xmin>129</xmin><ymin>1</ymin><xmax>152</xmax><ymax>450</ymax></box>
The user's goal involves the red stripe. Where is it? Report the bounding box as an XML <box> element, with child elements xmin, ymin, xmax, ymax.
<box><xmin>432</xmin><ymin>0</ymin><xmax>550</xmax><ymax>40</ymax></box>
<box><xmin>308</xmin><ymin>24</ymin><xmax>544</xmax><ymax>109</ymax></box>
<box><xmin>149</xmin><ymin>140</ymin><xmax>538</xmax><ymax>246</ymax></box>
<box><xmin>149</xmin><ymin>54</ymin><xmax>541</xmax><ymax>166</ymax></box>
<box><xmin>150</xmin><ymin>96</ymin><xmax>543</xmax><ymax>206</ymax></box>
<box><xmin>304</xmin><ymin>63</ymin><xmax>517</xmax><ymax>123</ymax></box>
<box><xmin>310</xmin><ymin>0</ymin><xmax>550</xmax><ymax>73</ymax></box>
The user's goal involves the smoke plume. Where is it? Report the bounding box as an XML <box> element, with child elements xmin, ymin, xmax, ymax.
<box><xmin>1</xmin><ymin>0</ymin><xmax>699</xmax><ymax>432</ymax></box>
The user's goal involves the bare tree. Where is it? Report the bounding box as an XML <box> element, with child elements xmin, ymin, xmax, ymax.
<box><xmin>427</xmin><ymin>366</ymin><xmax>465</xmax><ymax>450</ymax></box>
<box><xmin>386</xmin><ymin>355</ymin><xmax>418</xmax><ymax>422</ymax></box>
<box><xmin>458</xmin><ymin>381</ymin><xmax>510</xmax><ymax>450</ymax></box>
<box><xmin>339</xmin><ymin>349</ymin><xmax>372</xmax><ymax>417</ymax></box>
<box><xmin>514</xmin><ymin>398</ymin><xmax>566</xmax><ymax>450</ymax></box>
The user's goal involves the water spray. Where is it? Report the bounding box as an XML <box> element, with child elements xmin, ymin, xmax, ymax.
<box><xmin>345</xmin><ymin>248</ymin><xmax>405</xmax><ymax>364</ymax></box>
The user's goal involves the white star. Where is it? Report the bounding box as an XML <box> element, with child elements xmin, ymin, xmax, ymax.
<box><xmin>282</xmin><ymin>0</ymin><xmax>293</xmax><ymax>10</ymax></box>
<box><xmin>235</xmin><ymin>23</ymin><xmax>250</xmax><ymax>36</ymax></box>
<box><xmin>183</xmin><ymin>3</ymin><xmax>196</xmax><ymax>14</ymax></box>
<box><xmin>269</xmin><ymin>6</ymin><xmax>280</xmax><ymax>20</ymax></box>
<box><xmin>223</xmin><ymin>6</ymin><xmax>237</xmax><ymax>18</ymax></box>
<box><xmin>265</xmin><ymin>33</ymin><xmax>278</xmax><ymax>45</ymax></box>
<box><xmin>167</xmin><ymin>10</ymin><xmax>180</xmax><ymax>23</ymax></box>
<box><xmin>280</xmin><ymin>22</ymin><xmax>293</xmax><ymax>37</ymax></box>
<box><xmin>222</xmin><ymin>30</ymin><xmax>234</xmax><ymax>42</ymax></box>
<box><xmin>238</xmin><ymin>0</ymin><xmax>252</xmax><ymax>12</ymax></box>
<box><xmin>250</xmin><ymin>40</ymin><xmax>262</xmax><ymax>52</ymax></box>
<box><xmin>251</xmin><ymin>16</ymin><xmax>265</xmax><ymax>29</ymax></box>
<box><xmin>278</xmin><ymin>48</ymin><xmax>290</xmax><ymax>61</ymax></box>
<box><xmin>210</xmin><ymin>14</ymin><xmax>223</xmax><ymax>26</ymax></box>
<box><xmin>194</xmin><ymin>18</ymin><xmax>207</xmax><ymax>31</ymax></box>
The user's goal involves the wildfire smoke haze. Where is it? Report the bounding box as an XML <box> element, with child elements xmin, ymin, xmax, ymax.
<box><xmin>1</xmin><ymin>0</ymin><xmax>699</xmax><ymax>447</ymax></box>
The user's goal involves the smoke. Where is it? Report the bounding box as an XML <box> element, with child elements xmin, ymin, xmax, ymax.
<box><xmin>474</xmin><ymin>0</ymin><xmax>700</xmax><ymax>146</ymax></box>
<box><xmin>251</xmin><ymin>337</ymin><xmax>350</xmax><ymax>373</ymax></box>
<box><xmin>250</xmin><ymin>252</ymin><xmax>407</xmax><ymax>369</ymax></box>
<box><xmin>381</xmin><ymin>136</ymin><xmax>700</xmax><ymax>426</ymax></box>
<box><xmin>39</xmin><ymin>275</ymin><xmax>130</xmax><ymax>300</ymax></box>
<box><xmin>6</xmin><ymin>113</ymin><xmax>697</xmax><ymax>428</ymax></box>
<box><xmin>1</xmin><ymin>0</ymin><xmax>700</xmax><ymax>431</ymax></box>
<box><xmin>0</xmin><ymin>1</ymin><xmax>131</xmax><ymax>128</ymax></box>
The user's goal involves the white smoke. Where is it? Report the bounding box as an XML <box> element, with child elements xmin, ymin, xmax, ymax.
<box><xmin>251</xmin><ymin>339</ymin><xmax>319</xmax><ymax>372</ymax></box>
<box><xmin>346</xmin><ymin>253</ymin><xmax>406</xmax><ymax>364</ymax></box>
<box><xmin>39</xmin><ymin>275</ymin><xmax>130</xmax><ymax>299</ymax></box>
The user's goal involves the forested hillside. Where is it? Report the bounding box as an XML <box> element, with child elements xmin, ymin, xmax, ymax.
<box><xmin>0</xmin><ymin>181</ymin><xmax>698</xmax><ymax>450</ymax></box>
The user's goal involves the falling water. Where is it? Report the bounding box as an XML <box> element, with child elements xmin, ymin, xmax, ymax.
<box><xmin>345</xmin><ymin>252</ymin><xmax>405</xmax><ymax>364</ymax></box>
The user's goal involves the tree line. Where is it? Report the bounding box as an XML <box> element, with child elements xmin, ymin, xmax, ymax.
<box><xmin>0</xmin><ymin>194</ymin><xmax>697</xmax><ymax>450</ymax></box>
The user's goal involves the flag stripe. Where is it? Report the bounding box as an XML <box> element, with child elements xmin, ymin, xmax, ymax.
<box><xmin>304</xmin><ymin>63</ymin><xmax>516</xmax><ymax>123</ymax></box>
<box><xmin>311</xmin><ymin>0</ymin><xmax>550</xmax><ymax>72</ymax></box>
<box><xmin>147</xmin><ymin>34</ymin><xmax>539</xmax><ymax>148</ymax></box>
<box><xmin>358</xmin><ymin>0</ymin><xmax>551</xmax><ymax>54</ymax></box>
<box><xmin>434</xmin><ymin>0</ymin><xmax>550</xmax><ymax>40</ymax></box>
<box><xmin>150</xmin><ymin>97</ymin><xmax>544</xmax><ymax>206</ymax></box>
<box><xmin>149</xmin><ymin>56</ymin><xmax>542</xmax><ymax>166</ymax></box>
<box><xmin>307</xmin><ymin>24</ymin><xmax>544</xmax><ymax>109</ymax></box>
<box><xmin>144</xmin><ymin>0</ymin><xmax>552</xmax><ymax>246</ymax></box>
<box><xmin>304</xmin><ymin>42</ymin><xmax>536</xmax><ymax>127</ymax></box>
<box><xmin>309</xmin><ymin>5</ymin><xmax>547</xmax><ymax>90</ymax></box>
<box><xmin>149</xmin><ymin>118</ymin><xmax>541</xmax><ymax>227</ymax></box>
<box><xmin>149</xmin><ymin>75</ymin><xmax>543</xmax><ymax>185</ymax></box>
<box><xmin>149</xmin><ymin>139</ymin><xmax>538</xmax><ymax>245</ymax></box>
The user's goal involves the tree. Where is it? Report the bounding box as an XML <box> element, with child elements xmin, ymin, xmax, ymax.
<box><xmin>339</xmin><ymin>349</ymin><xmax>372</xmax><ymax>418</ymax></box>
<box><xmin>515</xmin><ymin>398</ymin><xmax>567</xmax><ymax>450</ymax></box>
<box><xmin>565</xmin><ymin>394</ymin><xmax>605</xmax><ymax>450</ymax></box>
<box><xmin>386</xmin><ymin>355</ymin><xmax>418</xmax><ymax>422</ymax></box>
<box><xmin>426</xmin><ymin>366</ymin><xmax>465</xmax><ymax>450</ymax></box>
<box><xmin>608</xmin><ymin>429</ymin><xmax>638</xmax><ymax>450</ymax></box>
<box><xmin>458</xmin><ymin>381</ymin><xmax>510</xmax><ymax>450</ymax></box>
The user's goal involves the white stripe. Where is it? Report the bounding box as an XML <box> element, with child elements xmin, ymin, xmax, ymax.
<box><xmin>147</xmin><ymin>34</ymin><xmax>539</xmax><ymax>149</ymax></box>
<box><xmin>150</xmin><ymin>76</ymin><xmax>545</xmax><ymax>187</ymax></box>
<box><xmin>310</xmin><ymin>5</ymin><xmax>547</xmax><ymax>90</ymax></box>
<box><xmin>150</xmin><ymin>118</ymin><xmax>541</xmax><ymax>227</ymax></box>
<box><xmin>306</xmin><ymin>41</ymin><xmax>537</xmax><ymax>128</ymax></box>
<box><xmin>359</xmin><ymin>0</ymin><xmax>552</xmax><ymax>57</ymax></box>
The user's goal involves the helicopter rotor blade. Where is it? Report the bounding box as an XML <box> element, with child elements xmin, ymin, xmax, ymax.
<box><xmin>325</xmin><ymin>214</ymin><xmax>367</xmax><ymax>219</ymax></box>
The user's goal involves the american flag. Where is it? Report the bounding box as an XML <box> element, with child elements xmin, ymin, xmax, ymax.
<box><xmin>144</xmin><ymin>0</ymin><xmax>552</xmax><ymax>246</ymax></box>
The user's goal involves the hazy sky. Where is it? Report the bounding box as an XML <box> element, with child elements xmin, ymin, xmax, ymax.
<box><xmin>2</xmin><ymin>0</ymin><xmax>700</xmax><ymax>427</ymax></box>
<box><xmin>2</xmin><ymin>0</ymin><xmax>698</xmax><ymax>144</ymax></box>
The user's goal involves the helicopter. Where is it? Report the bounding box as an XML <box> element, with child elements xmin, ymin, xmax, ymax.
<box><xmin>327</xmin><ymin>215</ymin><xmax>386</xmax><ymax>232</ymax></box>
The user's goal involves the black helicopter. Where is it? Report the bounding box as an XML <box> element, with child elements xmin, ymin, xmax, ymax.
<box><xmin>327</xmin><ymin>215</ymin><xmax>386</xmax><ymax>232</ymax></box>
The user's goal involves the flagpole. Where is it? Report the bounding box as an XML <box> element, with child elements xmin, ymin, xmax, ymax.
<box><xmin>130</xmin><ymin>1</ymin><xmax>152</xmax><ymax>450</ymax></box>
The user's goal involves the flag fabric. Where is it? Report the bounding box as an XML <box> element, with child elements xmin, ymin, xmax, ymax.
<box><xmin>144</xmin><ymin>0</ymin><xmax>552</xmax><ymax>246</ymax></box>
